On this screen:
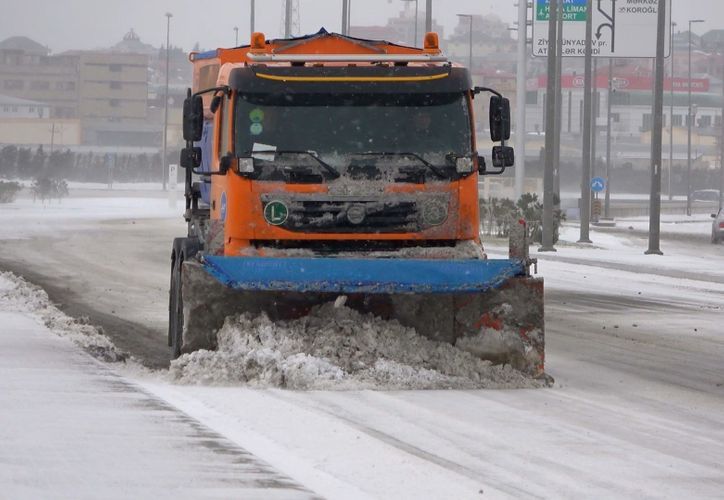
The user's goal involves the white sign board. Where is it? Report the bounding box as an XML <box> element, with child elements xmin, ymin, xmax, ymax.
<box><xmin>532</xmin><ymin>0</ymin><xmax>671</xmax><ymax>58</ymax></box>
<box><xmin>168</xmin><ymin>163</ymin><xmax>178</xmax><ymax>209</ymax></box>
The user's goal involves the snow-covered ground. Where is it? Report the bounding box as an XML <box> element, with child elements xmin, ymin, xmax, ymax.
<box><xmin>0</xmin><ymin>273</ymin><xmax>314</xmax><ymax>499</ymax></box>
<box><xmin>1</xmin><ymin>188</ymin><xmax>723</xmax><ymax>498</ymax></box>
<box><xmin>3</xmin><ymin>191</ymin><xmax>179</xmax><ymax>240</ymax></box>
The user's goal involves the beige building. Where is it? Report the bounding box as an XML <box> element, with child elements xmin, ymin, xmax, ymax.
<box><xmin>0</xmin><ymin>35</ymin><xmax>153</xmax><ymax>147</ymax></box>
<box><xmin>0</xmin><ymin>36</ymin><xmax>79</xmax><ymax>119</ymax></box>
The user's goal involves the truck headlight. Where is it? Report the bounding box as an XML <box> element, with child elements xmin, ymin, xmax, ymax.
<box><xmin>456</xmin><ymin>156</ymin><xmax>474</xmax><ymax>173</ymax></box>
<box><xmin>237</xmin><ymin>158</ymin><xmax>255</xmax><ymax>173</ymax></box>
<box><xmin>422</xmin><ymin>199</ymin><xmax>448</xmax><ymax>226</ymax></box>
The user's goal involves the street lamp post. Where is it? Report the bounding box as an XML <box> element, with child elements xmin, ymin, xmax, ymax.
<box><xmin>234</xmin><ymin>26</ymin><xmax>239</xmax><ymax>46</ymax></box>
<box><xmin>457</xmin><ymin>14</ymin><xmax>473</xmax><ymax>71</ymax></box>
<box><xmin>250</xmin><ymin>0</ymin><xmax>255</xmax><ymax>34</ymax></box>
<box><xmin>401</xmin><ymin>0</ymin><xmax>419</xmax><ymax>46</ymax></box>
<box><xmin>668</xmin><ymin>22</ymin><xmax>676</xmax><ymax>201</ymax></box>
<box><xmin>425</xmin><ymin>0</ymin><xmax>432</xmax><ymax>33</ymax></box>
<box><xmin>687</xmin><ymin>19</ymin><xmax>705</xmax><ymax>216</ymax></box>
<box><xmin>162</xmin><ymin>12</ymin><xmax>172</xmax><ymax>191</ymax></box>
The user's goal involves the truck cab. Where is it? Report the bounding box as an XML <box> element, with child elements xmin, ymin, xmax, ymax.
<box><xmin>180</xmin><ymin>29</ymin><xmax>513</xmax><ymax>258</ymax></box>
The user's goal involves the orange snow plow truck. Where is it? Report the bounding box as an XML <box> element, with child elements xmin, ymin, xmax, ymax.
<box><xmin>169</xmin><ymin>29</ymin><xmax>545</xmax><ymax>377</ymax></box>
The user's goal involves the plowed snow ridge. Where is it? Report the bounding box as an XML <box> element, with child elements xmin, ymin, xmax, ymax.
<box><xmin>0</xmin><ymin>271</ymin><xmax>126</xmax><ymax>362</ymax></box>
<box><xmin>170</xmin><ymin>300</ymin><xmax>541</xmax><ymax>390</ymax></box>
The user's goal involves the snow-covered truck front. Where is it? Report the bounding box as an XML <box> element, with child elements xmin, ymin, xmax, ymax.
<box><xmin>168</xmin><ymin>29</ymin><xmax>546</xmax><ymax>377</ymax></box>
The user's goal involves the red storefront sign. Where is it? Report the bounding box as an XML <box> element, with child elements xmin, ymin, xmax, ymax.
<box><xmin>537</xmin><ymin>75</ymin><xmax>710</xmax><ymax>92</ymax></box>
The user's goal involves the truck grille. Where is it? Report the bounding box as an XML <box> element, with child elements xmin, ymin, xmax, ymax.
<box><xmin>260</xmin><ymin>195</ymin><xmax>447</xmax><ymax>233</ymax></box>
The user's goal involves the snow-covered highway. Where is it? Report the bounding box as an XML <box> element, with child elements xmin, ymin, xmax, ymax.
<box><xmin>1</xmin><ymin>189</ymin><xmax>723</xmax><ymax>498</ymax></box>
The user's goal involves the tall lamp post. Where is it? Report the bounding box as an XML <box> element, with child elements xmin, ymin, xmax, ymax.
<box><xmin>234</xmin><ymin>26</ymin><xmax>239</xmax><ymax>45</ymax></box>
<box><xmin>668</xmin><ymin>21</ymin><xmax>676</xmax><ymax>200</ymax></box>
<box><xmin>457</xmin><ymin>14</ymin><xmax>473</xmax><ymax>71</ymax></box>
<box><xmin>687</xmin><ymin>19</ymin><xmax>705</xmax><ymax>216</ymax></box>
<box><xmin>250</xmin><ymin>0</ymin><xmax>255</xmax><ymax>34</ymax></box>
<box><xmin>401</xmin><ymin>0</ymin><xmax>419</xmax><ymax>46</ymax></box>
<box><xmin>162</xmin><ymin>12</ymin><xmax>172</xmax><ymax>191</ymax></box>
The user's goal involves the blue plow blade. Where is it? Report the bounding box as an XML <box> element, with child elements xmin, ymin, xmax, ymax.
<box><xmin>202</xmin><ymin>256</ymin><xmax>526</xmax><ymax>295</ymax></box>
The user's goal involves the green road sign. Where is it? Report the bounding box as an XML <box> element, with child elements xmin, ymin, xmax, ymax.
<box><xmin>536</xmin><ymin>0</ymin><xmax>587</xmax><ymax>22</ymax></box>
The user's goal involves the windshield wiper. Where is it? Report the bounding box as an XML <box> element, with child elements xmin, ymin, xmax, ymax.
<box><xmin>353</xmin><ymin>152</ymin><xmax>448</xmax><ymax>180</ymax></box>
<box><xmin>242</xmin><ymin>149</ymin><xmax>341</xmax><ymax>179</ymax></box>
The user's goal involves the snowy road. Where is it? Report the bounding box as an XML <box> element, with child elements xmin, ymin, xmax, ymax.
<box><xmin>0</xmin><ymin>306</ymin><xmax>314</xmax><ymax>499</ymax></box>
<box><xmin>1</xmin><ymin>190</ymin><xmax>723</xmax><ymax>498</ymax></box>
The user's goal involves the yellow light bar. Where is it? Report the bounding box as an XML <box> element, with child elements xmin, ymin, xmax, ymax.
<box><xmin>254</xmin><ymin>73</ymin><xmax>449</xmax><ymax>83</ymax></box>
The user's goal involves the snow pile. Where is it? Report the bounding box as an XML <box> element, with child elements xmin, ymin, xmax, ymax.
<box><xmin>0</xmin><ymin>272</ymin><xmax>127</xmax><ymax>362</ymax></box>
<box><xmin>170</xmin><ymin>301</ymin><xmax>540</xmax><ymax>390</ymax></box>
<box><xmin>249</xmin><ymin>239</ymin><xmax>486</xmax><ymax>260</ymax></box>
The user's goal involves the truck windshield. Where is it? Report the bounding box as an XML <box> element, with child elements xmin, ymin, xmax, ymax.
<box><xmin>234</xmin><ymin>92</ymin><xmax>472</xmax><ymax>181</ymax></box>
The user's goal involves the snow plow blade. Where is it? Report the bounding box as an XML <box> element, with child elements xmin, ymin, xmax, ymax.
<box><xmin>180</xmin><ymin>256</ymin><xmax>545</xmax><ymax>377</ymax></box>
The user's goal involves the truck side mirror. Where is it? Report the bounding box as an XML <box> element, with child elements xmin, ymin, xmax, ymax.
<box><xmin>210</xmin><ymin>95</ymin><xmax>222</xmax><ymax>114</ymax></box>
<box><xmin>492</xmin><ymin>146</ymin><xmax>515</xmax><ymax>168</ymax></box>
<box><xmin>489</xmin><ymin>95</ymin><xmax>511</xmax><ymax>143</ymax></box>
<box><xmin>180</xmin><ymin>146</ymin><xmax>202</xmax><ymax>169</ymax></box>
<box><xmin>183</xmin><ymin>92</ymin><xmax>204</xmax><ymax>142</ymax></box>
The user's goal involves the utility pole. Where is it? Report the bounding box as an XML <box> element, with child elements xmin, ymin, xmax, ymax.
<box><xmin>646</xmin><ymin>0</ymin><xmax>666</xmax><ymax>255</ymax></box>
<box><xmin>540</xmin><ymin>0</ymin><xmax>559</xmax><ymax>252</ymax></box>
<box><xmin>668</xmin><ymin>21</ymin><xmax>676</xmax><ymax>200</ymax></box>
<box><xmin>687</xmin><ymin>19</ymin><xmax>705</xmax><ymax>216</ymax></box>
<box><xmin>456</xmin><ymin>15</ymin><xmax>473</xmax><ymax>71</ymax></box>
<box><xmin>591</xmin><ymin>59</ymin><xmax>598</xmax><ymax>177</ymax></box>
<box><xmin>721</xmin><ymin>60</ymin><xmax>724</xmax><ymax>211</ymax></box>
<box><xmin>342</xmin><ymin>0</ymin><xmax>349</xmax><ymax>35</ymax></box>
<box><xmin>552</xmin><ymin>0</ymin><xmax>563</xmax><ymax>208</ymax></box>
<box><xmin>425</xmin><ymin>0</ymin><xmax>432</xmax><ymax>33</ymax></box>
<box><xmin>605</xmin><ymin>59</ymin><xmax>613</xmax><ymax>218</ymax></box>
<box><xmin>234</xmin><ymin>26</ymin><xmax>239</xmax><ymax>46</ymax></box>
<box><xmin>162</xmin><ymin>12</ymin><xmax>172</xmax><ymax>191</ymax></box>
<box><xmin>514</xmin><ymin>0</ymin><xmax>528</xmax><ymax>200</ymax></box>
<box><xmin>285</xmin><ymin>0</ymin><xmax>293</xmax><ymax>37</ymax></box>
<box><xmin>578</xmin><ymin>0</ymin><xmax>593</xmax><ymax>243</ymax></box>
<box><xmin>250</xmin><ymin>0</ymin><xmax>255</xmax><ymax>34</ymax></box>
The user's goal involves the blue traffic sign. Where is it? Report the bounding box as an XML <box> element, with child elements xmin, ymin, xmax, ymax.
<box><xmin>591</xmin><ymin>177</ymin><xmax>606</xmax><ymax>192</ymax></box>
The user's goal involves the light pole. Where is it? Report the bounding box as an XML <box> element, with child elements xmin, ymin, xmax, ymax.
<box><xmin>687</xmin><ymin>19</ymin><xmax>704</xmax><ymax>216</ymax></box>
<box><xmin>250</xmin><ymin>0</ymin><xmax>255</xmax><ymax>34</ymax></box>
<box><xmin>514</xmin><ymin>0</ymin><xmax>528</xmax><ymax>200</ymax></box>
<box><xmin>668</xmin><ymin>22</ymin><xmax>676</xmax><ymax>201</ymax></box>
<box><xmin>645</xmin><ymin>0</ymin><xmax>666</xmax><ymax>256</ymax></box>
<box><xmin>457</xmin><ymin>14</ymin><xmax>473</xmax><ymax>71</ymax></box>
<box><xmin>234</xmin><ymin>26</ymin><xmax>239</xmax><ymax>46</ymax></box>
<box><xmin>342</xmin><ymin>0</ymin><xmax>351</xmax><ymax>35</ymax></box>
<box><xmin>425</xmin><ymin>0</ymin><xmax>432</xmax><ymax>33</ymax></box>
<box><xmin>162</xmin><ymin>12</ymin><xmax>172</xmax><ymax>191</ymax></box>
<box><xmin>401</xmin><ymin>0</ymin><xmax>419</xmax><ymax>46</ymax></box>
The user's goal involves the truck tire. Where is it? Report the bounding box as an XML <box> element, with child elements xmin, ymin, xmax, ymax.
<box><xmin>169</xmin><ymin>237</ymin><xmax>200</xmax><ymax>359</ymax></box>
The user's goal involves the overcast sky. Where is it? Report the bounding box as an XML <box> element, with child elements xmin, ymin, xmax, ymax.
<box><xmin>1</xmin><ymin>0</ymin><xmax>723</xmax><ymax>53</ymax></box>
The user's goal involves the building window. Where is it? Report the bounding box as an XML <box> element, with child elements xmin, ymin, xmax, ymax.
<box><xmin>611</xmin><ymin>113</ymin><xmax>621</xmax><ymax>123</ymax></box>
<box><xmin>642</xmin><ymin>113</ymin><xmax>653</xmax><ymax>131</ymax></box>
<box><xmin>698</xmin><ymin>115</ymin><xmax>712</xmax><ymax>128</ymax></box>
<box><xmin>30</xmin><ymin>81</ymin><xmax>51</xmax><ymax>90</ymax></box>
<box><xmin>4</xmin><ymin>80</ymin><xmax>24</xmax><ymax>90</ymax></box>
<box><xmin>110</xmin><ymin>81</ymin><xmax>122</xmax><ymax>89</ymax></box>
<box><xmin>2</xmin><ymin>106</ymin><xmax>9</xmax><ymax>112</ymax></box>
<box><xmin>28</xmin><ymin>106</ymin><xmax>35</xmax><ymax>113</ymax></box>
<box><xmin>526</xmin><ymin>91</ymin><xmax>538</xmax><ymax>105</ymax></box>
<box><xmin>716</xmin><ymin>115</ymin><xmax>722</xmax><ymax>127</ymax></box>
<box><xmin>110</xmin><ymin>99</ymin><xmax>121</xmax><ymax>107</ymax></box>
<box><xmin>54</xmin><ymin>81</ymin><xmax>76</xmax><ymax>91</ymax></box>
<box><xmin>109</xmin><ymin>64</ymin><xmax>123</xmax><ymax>72</ymax></box>
<box><xmin>672</xmin><ymin>115</ymin><xmax>683</xmax><ymax>126</ymax></box>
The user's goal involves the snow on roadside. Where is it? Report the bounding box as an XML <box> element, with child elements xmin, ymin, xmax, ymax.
<box><xmin>169</xmin><ymin>301</ymin><xmax>540</xmax><ymax>390</ymax></box>
<box><xmin>0</xmin><ymin>271</ymin><xmax>127</xmax><ymax>362</ymax></box>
